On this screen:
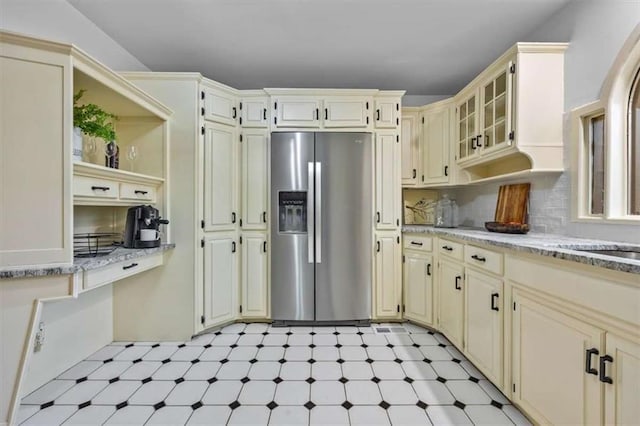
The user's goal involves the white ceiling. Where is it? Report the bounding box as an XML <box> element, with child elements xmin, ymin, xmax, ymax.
<box><xmin>68</xmin><ymin>0</ymin><xmax>572</xmax><ymax>95</ymax></box>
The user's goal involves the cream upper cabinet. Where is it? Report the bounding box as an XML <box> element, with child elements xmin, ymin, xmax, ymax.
<box><xmin>203</xmin><ymin>232</ymin><xmax>238</xmax><ymax>328</ymax></box>
<box><xmin>374</xmin><ymin>98</ymin><xmax>400</xmax><ymax>128</ymax></box>
<box><xmin>375</xmin><ymin>132</ymin><xmax>401</xmax><ymax>230</ymax></box>
<box><xmin>512</xmin><ymin>290</ymin><xmax>603</xmax><ymax>425</ymax></box>
<box><xmin>464</xmin><ymin>269</ymin><xmax>503</xmax><ymax>386</ymax></box>
<box><xmin>479</xmin><ymin>63</ymin><xmax>514</xmax><ymax>154</ymax></box>
<box><xmin>374</xmin><ymin>232</ymin><xmax>402</xmax><ymax>319</ymax></box>
<box><xmin>403</xmin><ymin>251</ymin><xmax>434</xmax><ymax>325</ymax></box>
<box><xmin>241</xmin><ymin>233</ymin><xmax>268</xmax><ymax>319</ymax></box>
<box><xmin>421</xmin><ymin>102</ymin><xmax>451</xmax><ymax>185</ymax></box>
<box><xmin>323</xmin><ymin>97</ymin><xmax>371</xmax><ymax>128</ymax></box>
<box><xmin>455</xmin><ymin>92</ymin><xmax>480</xmax><ymax>163</ymax></box>
<box><xmin>603</xmin><ymin>333</ymin><xmax>640</xmax><ymax>425</ymax></box>
<box><xmin>273</xmin><ymin>97</ymin><xmax>321</xmax><ymax>128</ymax></box>
<box><xmin>401</xmin><ymin>110</ymin><xmax>420</xmax><ymax>186</ymax></box>
<box><xmin>202</xmin><ymin>85</ymin><xmax>238</xmax><ymax>126</ymax></box>
<box><xmin>438</xmin><ymin>259</ymin><xmax>464</xmax><ymax>348</ymax></box>
<box><xmin>240</xmin><ymin>96</ymin><xmax>269</xmax><ymax>128</ymax></box>
<box><xmin>241</xmin><ymin>130</ymin><xmax>268</xmax><ymax>230</ymax></box>
<box><xmin>203</xmin><ymin>122</ymin><xmax>238</xmax><ymax>231</ymax></box>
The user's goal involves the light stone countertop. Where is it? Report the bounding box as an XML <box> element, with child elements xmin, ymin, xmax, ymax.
<box><xmin>0</xmin><ymin>244</ymin><xmax>175</xmax><ymax>279</ymax></box>
<box><xmin>402</xmin><ymin>225</ymin><xmax>640</xmax><ymax>275</ymax></box>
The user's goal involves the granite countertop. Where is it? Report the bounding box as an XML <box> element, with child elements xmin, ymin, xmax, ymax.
<box><xmin>0</xmin><ymin>244</ymin><xmax>175</xmax><ymax>279</ymax></box>
<box><xmin>402</xmin><ymin>225</ymin><xmax>640</xmax><ymax>275</ymax></box>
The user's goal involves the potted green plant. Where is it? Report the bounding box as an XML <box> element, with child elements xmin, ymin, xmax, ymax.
<box><xmin>73</xmin><ymin>90</ymin><xmax>117</xmax><ymax>164</ymax></box>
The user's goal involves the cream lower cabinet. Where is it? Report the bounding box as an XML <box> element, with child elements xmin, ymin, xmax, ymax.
<box><xmin>374</xmin><ymin>232</ymin><xmax>402</xmax><ymax>319</ymax></box>
<box><xmin>464</xmin><ymin>269</ymin><xmax>503</xmax><ymax>386</ymax></box>
<box><xmin>403</xmin><ymin>251</ymin><xmax>434</xmax><ymax>326</ymax></box>
<box><xmin>240</xmin><ymin>233</ymin><xmax>268</xmax><ymax>319</ymax></box>
<box><xmin>604</xmin><ymin>333</ymin><xmax>640</xmax><ymax>425</ymax></box>
<box><xmin>203</xmin><ymin>232</ymin><xmax>239</xmax><ymax>328</ymax></box>
<box><xmin>437</xmin><ymin>259</ymin><xmax>464</xmax><ymax>347</ymax></box>
<box><xmin>241</xmin><ymin>130</ymin><xmax>268</xmax><ymax>230</ymax></box>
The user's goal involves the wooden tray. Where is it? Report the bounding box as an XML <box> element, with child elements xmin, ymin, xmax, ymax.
<box><xmin>485</xmin><ymin>221</ymin><xmax>530</xmax><ymax>234</ymax></box>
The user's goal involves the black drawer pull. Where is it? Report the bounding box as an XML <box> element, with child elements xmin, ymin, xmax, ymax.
<box><xmin>122</xmin><ymin>263</ymin><xmax>138</xmax><ymax>270</ymax></box>
<box><xmin>444</xmin><ymin>165</ymin><xmax>448</xmax><ymax>176</ymax></box>
<box><xmin>426</xmin><ymin>263</ymin><xmax>431</xmax><ymax>276</ymax></box>
<box><xmin>455</xmin><ymin>276</ymin><xmax>462</xmax><ymax>290</ymax></box>
<box><xmin>410</xmin><ymin>241</ymin><xmax>423</xmax><ymax>246</ymax></box>
<box><xmin>134</xmin><ymin>190</ymin><xmax>149</xmax><ymax>195</ymax></box>
<box><xmin>232</xmin><ymin>241</ymin><xmax>236</xmax><ymax>253</ymax></box>
<box><xmin>376</xmin><ymin>110</ymin><xmax>380</xmax><ymax>121</ymax></box>
<box><xmin>476</xmin><ymin>134</ymin><xmax>483</xmax><ymax>147</ymax></box>
<box><xmin>585</xmin><ymin>348</ymin><xmax>599</xmax><ymax>375</ymax></box>
<box><xmin>376</xmin><ymin>212</ymin><xmax>380</xmax><ymax>223</ymax></box>
<box><xmin>412</xmin><ymin>169</ymin><xmax>416</xmax><ymax>179</ymax></box>
<box><xmin>263</xmin><ymin>108</ymin><xmax>267</xmax><ymax>120</ymax></box>
<box><xmin>316</xmin><ymin>108</ymin><xmax>319</xmax><ymax>120</ymax></box>
<box><xmin>442</xmin><ymin>245</ymin><xmax>453</xmax><ymax>251</ymax></box>
<box><xmin>491</xmin><ymin>293</ymin><xmax>499</xmax><ymax>311</ymax></box>
<box><xmin>471</xmin><ymin>254</ymin><xmax>486</xmax><ymax>262</ymax></box>
<box><xmin>376</xmin><ymin>241</ymin><xmax>381</xmax><ymax>252</ymax></box>
<box><xmin>91</xmin><ymin>186</ymin><xmax>110</xmax><ymax>191</ymax></box>
<box><xmin>263</xmin><ymin>211</ymin><xmax>267</xmax><ymax>223</ymax></box>
<box><xmin>263</xmin><ymin>241</ymin><xmax>267</xmax><ymax>253</ymax></box>
<box><xmin>232</xmin><ymin>107</ymin><xmax>237</xmax><ymax>119</ymax></box>
<box><xmin>232</xmin><ymin>212</ymin><xmax>236</xmax><ymax>224</ymax></box>
<box><xmin>599</xmin><ymin>355</ymin><xmax>613</xmax><ymax>384</ymax></box>
<box><xmin>471</xmin><ymin>136</ymin><xmax>477</xmax><ymax>149</ymax></box>
<box><xmin>325</xmin><ymin>108</ymin><xmax>328</xmax><ymax>120</ymax></box>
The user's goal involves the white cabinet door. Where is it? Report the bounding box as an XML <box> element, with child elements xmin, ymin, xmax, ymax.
<box><xmin>203</xmin><ymin>232</ymin><xmax>238</xmax><ymax>328</ymax></box>
<box><xmin>241</xmin><ymin>233</ymin><xmax>268</xmax><ymax>318</ymax></box>
<box><xmin>603</xmin><ymin>333</ymin><xmax>640</xmax><ymax>426</ymax></box>
<box><xmin>375</xmin><ymin>132</ymin><xmax>400</xmax><ymax>230</ymax></box>
<box><xmin>374</xmin><ymin>99</ymin><xmax>399</xmax><ymax>128</ymax></box>
<box><xmin>241</xmin><ymin>97</ymin><xmax>269</xmax><ymax>128</ymax></box>
<box><xmin>203</xmin><ymin>122</ymin><xmax>238</xmax><ymax>231</ymax></box>
<box><xmin>438</xmin><ymin>259</ymin><xmax>464</xmax><ymax>348</ymax></box>
<box><xmin>422</xmin><ymin>106</ymin><xmax>451</xmax><ymax>185</ymax></box>
<box><xmin>403</xmin><ymin>251</ymin><xmax>433</xmax><ymax>325</ymax></box>
<box><xmin>323</xmin><ymin>98</ymin><xmax>370</xmax><ymax>128</ymax></box>
<box><xmin>401</xmin><ymin>113</ymin><xmax>419</xmax><ymax>186</ymax></box>
<box><xmin>202</xmin><ymin>86</ymin><xmax>238</xmax><ymax>126</ymax></box>
<box><xmin>512</xmin><ymin>291</ymin><xmax>602</xmax><ymax>425</ymax></box>
<box><xmin>273</xmin><ymin>97</ymin><xmax>321</xmax><ymax>128</ymax></box>
<box><xmin>242</xmin><ymin>130</ymin><xmax>268</xmax><ymax>230</ymax></box>
<box><xmin>375</xmin><ymin>233</ymin><xmax>402</xmax><ymax>319</ymax></box>
<box><xmin>464</xmin><ymin>269</ymin><xmax>503</xmax><ymax>385</ymax></box>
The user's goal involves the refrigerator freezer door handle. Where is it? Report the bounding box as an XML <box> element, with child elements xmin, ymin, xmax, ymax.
<box><xmin>315</xmin><ymin>162</ymin><xmax>322</xmax><ymax>264</ymax></box>
<box><xmin>308</xmin><ymin>162</ymin><xmax>315</xmax><ymax>263</ymax></box>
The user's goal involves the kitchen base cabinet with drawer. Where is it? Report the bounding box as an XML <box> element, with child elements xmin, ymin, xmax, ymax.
<box><xmin>82</xmin><ymin>252</ymin><xmax>164</xmax><ymax>291</ymax></box>
<box><xmin>403</xmin><ymin>251</ymin><xmax>434</xmax><ymax>326</ymax></box>
<box><xmin>437</xmin><ymin>258</ymin><xmax>465</xmax><ymax>348</ymax></box>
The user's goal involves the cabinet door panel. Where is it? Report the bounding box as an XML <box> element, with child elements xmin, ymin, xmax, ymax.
<box><xmin>422</xmin><ymin>107</ymin><xmax>450</xmax><ymax>184</ymax></box>
<box><xmin>604</xmin><ymin>333</ymin><xmax>640</xmax><ymax>425</ymax></box>
<box><xmin>241</xmin><ymin>234</ymin><xmax>268</xmax><ymax>318</ymax></box>
<box><xmin>324</xmin><ymin>98</ymin><xmax>369</xmax><ymax>128</ymax></box>
<box><xmin>203</xmin><ymin>122</ymin><xmax>237</xmax><ymax>231</ymax></box>
<box><xmin>241</xmin><ymin>97</ymin><xmax>268</xmax><ymax>128</ymax></box>
<box><xmin>404</xmin><ymin>252</ymin><xmax>433</xmax><ymax>325</ymax></box>
<box><xmin>512</xmin><ymin>292</ymin><xmax>602</xmax><ymax>425</ymax></box>
<box><xmin>438</xmin><ymin>260</ymin><xmax>464</xmax><ymax>347</ymax></box>
<box><xmin>375</xmin><ymin>233</ymin><xmax>401</xmax><ymax>319</ymax></box>
<box><xmin>401</xmin><ymin>114</ymin><xmax>419</xmax><ymax>185</ymax></box>
<box><xmin>274</xmin><ymin>98</ymin><xmax>321</xmax><ymax>128</ymax></box>
<box><xmin>203</xmin><ymin>233</ymin><xmax>238</xmax><ymax>327</ymax></box>
<box><xmin>375</xmin><ymin>99</ymin><xmax>399</xmax><ymax>128</ymax></box>
<box><xmin>375</xmin><ymin>132</ymin><xmax>400</xmax><ymax>229</ymax></box>
<box><xmin>242</xmin><ymin>131</ymin><xmax>268</xmax><ymax>230</ymax></box>
<box><xmin>203</xmin><ymin>87</ymin><xmax>237</xmax><ymax>126</ymax></box>
<box><xmin>465</xmin><ymin>269</ymin><xmax>502</xmax><ymax>385</ymax></box>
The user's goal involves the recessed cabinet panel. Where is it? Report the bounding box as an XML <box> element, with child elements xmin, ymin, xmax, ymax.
<box><xmin>241</xmin><ymin>233</ymin><xmax>268</xmax><ymax>318</ymax></box>
<box><xmin>374</xmin><ymin>99</ymin><xmax>399</xmax><ymax>128</ymax></box>
<box><xmin>274</xmin><ymin>97</ymin><xmax>321</xmax><ymax>128</ymax></box>
<box><xmin>375</xmin><ymin>233</ymin><xmax>402</xmax><ymax>319</ymax></box>
<box><xmin>375</xmin><ymin>132</ymin><xmax>400</xmax><ymax>230</ymax></box>
<box><xmin>603</xmin><ymin>333</ymin><xmax>640</xmax><ymax>425</ymax></box>
<box><xmin>422</xmin><ymin>107</ymin><xmax>450</xmax><ymax>184</ymax></box>
<box><xmin>241</xmin><ymin>97</ymin><xmax>269</xmax><ymax>128</ymax></box>
<box><xmin>242</xmin><ymin>131</ymin><xmax>268</xmax><ymax>230</ymax></box>
<box><xmin>203</xmin><ymin>87</ymin><xmax>238</xmax><ymax>126</ymax></box>
<box><xmin>203</xmin><ymin>233</ymin><xmax>238</xmax><ymax>328</ymax></box>
<box><xmin>324</xmin><ymin>98</ymin><xmax>369</xmax><ymax>128</ymax></box>
<box><xmin>203</xmin><ymin>122</ymin><xmax>237</xmax><ymax>231</ymax></box>
<box><xmin>438</xmin><ymin>259</ymin><xmax>464</xmax><ymax>347</ymax></box>
<box><xmin>404</xmin><ymin>252</ymin><xmax>433</xmax><ymax>325</ymax></box>
<box><xmin>401</xmin><ymin>113</ymin><xmax>419</xmax><ymax>185</ymax></box>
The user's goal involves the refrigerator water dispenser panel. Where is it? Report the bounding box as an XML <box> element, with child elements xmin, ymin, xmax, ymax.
<box><xmin>278</xmin><ymin>191</ymin><xmax>307</xmax><ymax>233</ymax></box>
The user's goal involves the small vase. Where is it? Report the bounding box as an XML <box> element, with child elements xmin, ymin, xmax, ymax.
<box><xmin>73</xmin><ymin>127</ymin><xmax>83</xmax><ymax>162</ymax></box>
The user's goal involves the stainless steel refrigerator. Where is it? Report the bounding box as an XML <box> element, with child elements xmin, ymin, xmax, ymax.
<box><xmin>271</xmin><ymin>132</ymin><xmax>372</xmax><ymax>323</ymax></box>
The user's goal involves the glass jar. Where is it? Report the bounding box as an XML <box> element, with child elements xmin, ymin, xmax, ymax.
<box><xmin>435</xmin><ymin>194</ymin><xmax>459</xmax><ymax>228</ymax></box>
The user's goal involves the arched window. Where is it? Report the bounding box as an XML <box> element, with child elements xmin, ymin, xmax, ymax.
<box><xmin>629</xmin><ymin>68</ymin><xmax>640</xmax><ymax>215</ymax></box>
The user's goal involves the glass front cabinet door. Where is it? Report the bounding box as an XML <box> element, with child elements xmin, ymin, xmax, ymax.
<box><xmin>481</xmin><ymin>61</ymin><xmax>515</xmax><ymax>154</ymax></box>
<box><xmin>456</xmin><ymin>93</ymin><xmax>479</xmax><ymax>162</ymax></box>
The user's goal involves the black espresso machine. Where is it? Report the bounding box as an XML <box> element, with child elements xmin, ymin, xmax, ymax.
<box><xmin>123</xmin><ymin>205</ymin><xmax>169</xmax><ymax>248</ymax></box>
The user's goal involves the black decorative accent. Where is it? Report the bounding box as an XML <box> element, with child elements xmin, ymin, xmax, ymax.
<box><xmin>371</xmin><ymin>377</ymin><xmax>381</xmax><ymax>383</ymax></box>
<box><xmin>452</xmin><ymin>358</ymin><xmax>461</xmax><ymax>364</ymax></box>
<box><xmin>469</xmin><ymin>376</ymin><xmax>479</xmax><ymax>383</ymax></box>
<box><xmin>249</xmin><ymin>358</ymin><xmax>258</xmax><ymax>364</ymax></box>
<box><xmin>428</xmin><ymin>331</ymin><xmax>435</xmax><ymax>335</ymax></box>
<box><xmin>204</xmin><ymin>344</ymin><xmax>212</xmax><ymax>349</ymax></box>
<box><xmin>339</xmin><ymin>377</ymin><xmax>349</xmax><ymax>384</ymax></box>
<box><xmin>104</xmin><ymin>358</ymin><xmax>113</xmax><ymax>364</ymax></box>
<box><xmin>337</xmin><ymin>358</ymin><xmax>345</xmax><ymax>364</ymax></box>
<box><xmin>267</xmin><ymin>401</ymin><xmax>278</xmax><ymax>410</ymax></box>
<box><xmin>142</xmin><ymin>377</ymin><xmax>152</xmax><ymax>384</ymax></box>
<box><xmin>115</xmin><ymin>401</ymin><xmax>128</xmax><ymax>410</ymax></box>
<box><xmin>40</xmin><ymin>401</ymin><xmax>54</xmax><ymax>410</ymax></box>
<box><xmin>491</xmin><ymin>400</ymin><xmax>504</xmax><ymax>409</ymax></box>
<box><xmin>220</xmin><ymin>359</ymin><xmax>229</xmax><ymax>364</ymax></box>
<box><xmin>416</xmin><ymin>400</ymin><xmax>428</xmax><ymax>409</ymax></box>
<box><xmin>335</xmin><ymin>344</ymin><xmax>342</xmax><ymax>348</ymax></box>
<box><xmin>386</xmin><ymin>344</ymin><xmax>394</xmax><ymax>348</ymax></box>
<box><xmin>278</xmin><ymin>358</ymin><xmax>287</xmax><ymax>364</ymax></box>
<box><xmin>309</xmin><ymin>344</ymin><xmax>316</xmax><ymax>348</ymax></box>
<box><xmin>229</xmin><ymin>401</ymin><xmax>241</xmax><ymax>410</ymax></box>
<box><xmin>178</xmin><ymin>344</ymin><xmax>186</xmax><ymax>348</ymax></box>
<box><xmin>262</xmin><ymin>332</ymin><xmax>269</xmax><ymax>336</ymax></box>
<box><xmin>191</xmin><ymin>401</ymin><xmax>203</xmax><ymax>410</ymax></box>
<box><xmin>436</xmin><ymin>376</ymin><xmax>447</xmax><ymax>383</ymax></box>
<box><xmin>361</xmin><ymin>344</ymin><xmax>368</xmax><ymax>348</ymax></box>
<box><xmin>109</xmin><ymin>377</ymin><xmax>120</xmax><ymax>384</ymax></box>
<box><xmin>310</xmin><ymin>332</ymin><xmax>316</xmax><ymax>336</ymax></box>
<box><xmin>304</xmin><ymin>401</ymin><xmax>316</xmax><ymax>410</ymax></box>
<box><xmin>379</xmin><ymin>401</ymin><xmax>390</xmax><ymax>410</ymax></box>
<box><xmin>341</xmin><ymin>401</ymin><xmax>353</xmax><ymax>410</ymax></box>
<box><xmin>207</xmin><ymin>377</ymin><xmax>218</xmax><ymax>384</ymax></box>
<box><xmin>175</xmin><ymin>377</ymin><xmax>185</xmax><ymax>384</ymax></box>
<box><xmin>306</xmin><ymin>377</ymin><xmax>316</xmax><ymax>384</ymax></box>
<box><xmin>454</xmin><ymin>400</ymin><xmax>466</xmax><ymax>410</ymax></box>
<box><xmin>357</xmin><ymin>332</ymin><xmax>364</xmax><ymax>336</ymax></box>
<box><xmin>241</xmin><ymin>377</ymin><xmax>250</xmax><ymax>384</ymax></box>
<box><xmin>76</xmin><ymin>377</ymin><xmax>87</xmax><ymax>384</ymax></box>
<box><xmin>423</xmin><ymin>358</ymin><xmax>432</xmax><ymax>364</ymax></box>
<box><xmin>365</xmin><ymin>358</ymin><xmax>374</xmax><ymax>364</ymax></box>
<box><xmin>154</xmin><ymin>401</ymin><xmax>166</xmax><ymax>410</ymax></box>
<box><xmin>215</xmin><ymin>331</ymin><xmax>222</xmax><ymax>336</ymax></box>
<box><xmin>191</xmin><ymin>359</ymin><xmax>200</xmax><ymax>364</ymax></box>
<box><xmin>283</xmin><ymin>344</ymin><xmax>290</xmax><ymax>349</ymax></box>
<box><xmin>286</xmin><ymin>332</ymin><xmax>293</xmax><ymax>336</ymax></box>
<box><xmin>438</xmin><ymin>343</ymin><xmax>446</xmax><ymax>348</ymax></box>
<box><xmin>151</xmin><ymin>343</ymin><xmax>160</xmax><ymax>348</ymax></box>
<box><xmin>162</xmin><ymin>358</ymin><xmax>171</xmax><ymax>364</ymax></box>
<box><xmin>273</xmin><ymin>377</ymin><xmax>283</xmax><ymax>384</ymax></box>
<box><xmin>230</xmin><ymin>344</ymin><xmax>238</xmax><ymax>349</ymax></box>
<box><xmin>239</xmin><ymin>332</ymin><xmax>245</xmax><ymax>336</ymax></box>
<box><xmin>413</xmin><ymin>343</ymin><xmax>420</xmax><ymax>348</ymax></box>
<box><xmin>125</xmin><ymin>343</ymin><xmax>134</xmax><ymax>348</ymax></box>
<box><xmin>256</xmin><ymin>344</ymin><xmax>264</xmax><ymax>348</ymax></box>
<box><xmin>404</xmin><ymin>377</ymin><xmax>414</xmax><ymax>383</ymax></box>
<box><xmin>394</xmin><ymin>358</ymin><xmax>403</xmax><ymax>364</ymax></box>
<box><xmin>333</xmin><ymin>331</ymin><xmax>340</xmax><ymax>335</ymax></box>
<box><xmin>308</xmin><ymin>359</ymin><xmax>316</xmax><ymax>364</ymax></box>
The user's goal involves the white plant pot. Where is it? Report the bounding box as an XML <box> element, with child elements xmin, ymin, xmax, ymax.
<box><xmin>73</xmin><ymin>127</ymin><xmax>83</xmax><ymax>162</ymax></box>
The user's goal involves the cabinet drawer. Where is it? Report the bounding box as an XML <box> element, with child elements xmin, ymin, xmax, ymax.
<box><xmin>403</xmin><ymin>236</ymin><xmax>433</xmax><ymax>252</ymax></box>
<box><xmin>465</xmin><ymin>245</ymin><xmax>504</xmax><ymax>275</ymax></box>
<box><xmin>120</xmin><ymin>182</ymin><xmax>156</xmax><ymax>202</ymax></box>
<box><xmin>83</xmin><ymin>252</ymin><xmax>163</xmax><ymax>291</ymax></box>
<box><xmin>74</xmin><ymin>176</ymin><xmax>118</xmax><ymax>199</ymax></box>
<box><xmin>438</xmin><ymin>238</ymin><xmax>463</xmax><ymax>261</ymax></box>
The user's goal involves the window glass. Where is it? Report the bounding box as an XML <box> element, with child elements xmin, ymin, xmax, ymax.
<box><xmin>589</xmin><ymin>114</ymin><xmax>605</xmax><ymax>215</ymax></box>
<box><xmin>629</xmin><ymin>69</ymin><xmax>640</xmax><ymax>215</ymax></box>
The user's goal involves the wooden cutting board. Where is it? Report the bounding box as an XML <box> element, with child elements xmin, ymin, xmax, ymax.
<box><xmin>494</xmin><ymin>183</ymin><xmax>530</xmax><ymax>224</ymax></box>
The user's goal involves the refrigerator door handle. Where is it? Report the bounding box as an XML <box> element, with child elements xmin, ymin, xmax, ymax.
<box><xmin>307</xmin><ymin>162</ymin><xmax>315</xmax><ymax>263</ymax></box>
<box><xmin>315</xmin><ymin>162</ymin><xmax>322</xmax><ymax>264</ymax></box>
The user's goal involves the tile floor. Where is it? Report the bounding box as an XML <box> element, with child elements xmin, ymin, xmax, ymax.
<box><xmin>18</xmin><ymin>322</ymin><xmax>531</xmax><ymax>425</ymax></box>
